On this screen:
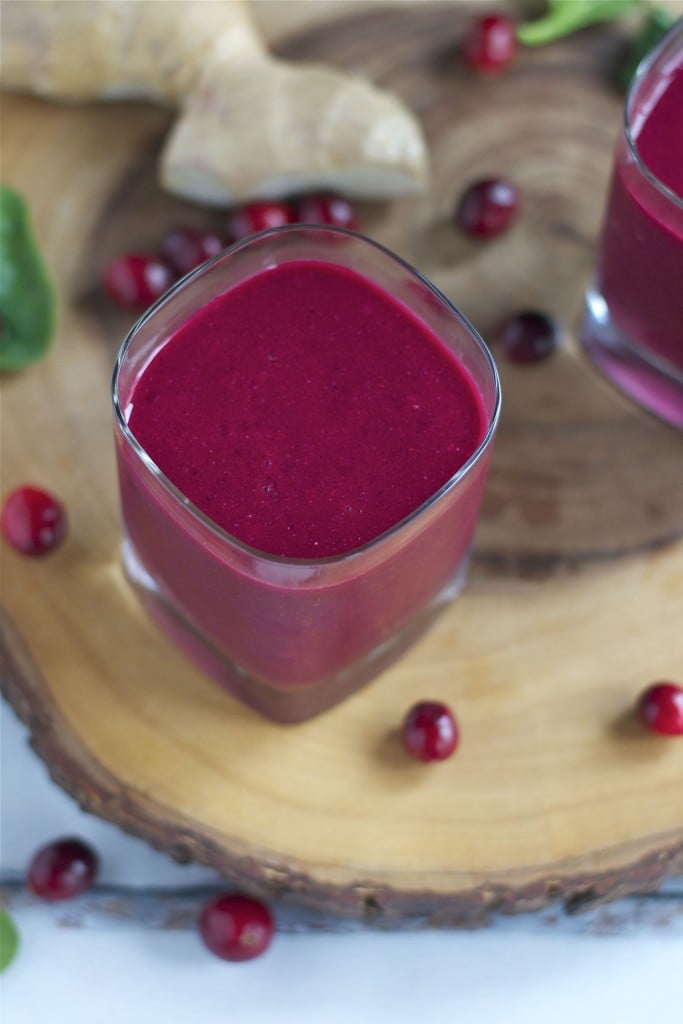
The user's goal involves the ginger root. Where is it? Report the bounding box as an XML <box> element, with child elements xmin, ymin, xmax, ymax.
<box><xmin>0</xmin><ymin>0</ymin><xmax>247</xmax><ymax>104</ymax></box>
<box><xmin>1</xmin><ymin>0</ymin><xmax>428</xmax><ymax>204</ymax></box>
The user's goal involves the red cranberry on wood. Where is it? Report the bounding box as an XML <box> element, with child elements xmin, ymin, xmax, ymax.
<box><xmin>227</xmin><ymin>201</ymin><xmax>296</xmax><ymax>241</ymax></box>
<box><xmin>160</xmin><ymin>226</ymin><xmax>223</xmax><ymax>277</ymax></box>
<box><xmin>402</xmin><ymin>701</ymin><xmax>459</xmax><ymax>762</ymax></box>
<box><xmin>102</xmin><ymin>254</ymin><xmax>174</xmax><ymax>309</ymax></box>
<box><xmin>496</xmin><ymin>311</ymin><xmax>560</xmax><ymax>364</ymax></box>
<box><xmin>1</xmin><ymin>485</ymin><xmax>67</xmax><ymax>556</ymax></box>
<box><xmin>456</xmin><ymin>178</ymin><xmax>520</xmax><ymax>237</ymax></box>
<box><xmin>637</xmin><ymin>682</ymin><xmax>683</xmax><ymax>736</ymax></box>
<box><xmin>27</xmin><ymin>837</ymin><xmax>99</xmax><ymax>901</ymax></box>
<box><xmin>199</xmin><ymin>893</ymin><xmax>274</xmax><ymax>962</ymax></box>
<box><xmin>463</xmin><ymin>14</ymin><xmax>518</xmax><ymax>74</ymax></box>
<box><xmin>296</xmin><ymin>193</ymin><xmax>359</xmax><ymax>230</ymax></box>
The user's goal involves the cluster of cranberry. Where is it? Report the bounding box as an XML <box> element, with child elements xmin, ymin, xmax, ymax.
<box><xmin>102</xmin><ymin>194</ymin><xmax>358</xmax><ymax>310</ymax></box>
<box><xmin>102</xmin><ymin>182</ymin><xmax>557</xmax><ymax>365</ymax></box>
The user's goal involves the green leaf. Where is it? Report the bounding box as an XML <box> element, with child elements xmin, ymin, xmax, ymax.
<box><xmin>0</xmin><ymin>184</ymin><xmax>56</xmax><ymax>372</ymax></box>
<box><xmin>518</xmin><ymin>0</ymin><xmax>644</xmax><ymax>47</ymax></box>
<box><xmin>0</xmin><ymin>907</ymin><xmax>20</xmax><ymax>973</ymax></box>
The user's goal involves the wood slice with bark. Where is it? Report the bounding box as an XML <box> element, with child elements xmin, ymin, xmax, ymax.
<box><xmin>1</xmin><ymin>3</ymin><xmax>682</xmax><ymax>923</ymax></box>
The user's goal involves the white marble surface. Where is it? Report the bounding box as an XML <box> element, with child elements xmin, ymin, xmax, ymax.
<box><xmin>2</xmin><ymin>697</ymin><xmax>682</xmax><ymax>1024</ymax></box>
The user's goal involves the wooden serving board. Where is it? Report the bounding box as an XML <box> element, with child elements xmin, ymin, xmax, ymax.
<box><xmin>2</xmin><ymin>3</ymin><xmax>682</xmax><ymax>924</ymax></box>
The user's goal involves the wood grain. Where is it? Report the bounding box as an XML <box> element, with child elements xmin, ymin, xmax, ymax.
<box><xmin>1</xmin><ymin>3</ymin><xmax>682</xmax><ymax>922</ymax></box>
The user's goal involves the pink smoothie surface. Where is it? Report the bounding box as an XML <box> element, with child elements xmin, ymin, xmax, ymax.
<box><xmin>127</xmin><ymin>260</ymin><xmax>487</xmax><ymax>559</ymax></box>
<box><xmin>597</xmin><ymin>54</ymin><xmax>683</xmax><ymax>370</ymax></box>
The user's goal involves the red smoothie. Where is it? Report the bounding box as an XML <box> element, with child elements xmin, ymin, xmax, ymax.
<box><xmin>596</xmin><ymin>48</ymin><xmax>683</xmax><ymax>372</ymax></box>
<box><xmin>113</xmin><ymin>229</ymin><xmax>499</xmax><ymax>720</ymax></box>
<box><xmin>128</xmin><ymin>261</ymin><xmax>486</xmax><ymax>559</ymax></box>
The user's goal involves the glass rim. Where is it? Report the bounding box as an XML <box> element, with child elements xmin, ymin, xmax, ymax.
<box><xmin>624</xmin><ymin>16</ymin><xmax>683</xmax><ymax>210</ymax></box>
<box><xmin>112</xmin><ymin>224</ymin><xmax>501</xmax><ymax>568</ymax></box>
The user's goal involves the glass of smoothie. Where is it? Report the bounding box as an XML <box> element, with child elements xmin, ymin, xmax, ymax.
<box><xmin>112</xmin><ymin>226</ymin><xmax>500</xmax><ymax>722</ymax></box>
<box><xmin>580</xmin><ymin>18</ymin><xmax>683</xmax><ymax>428</ymax></box>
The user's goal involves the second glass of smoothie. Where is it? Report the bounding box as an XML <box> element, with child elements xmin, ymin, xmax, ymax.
<box><xmin>112</xmin><ymin>226</ymin><xmax>500</xmax><ymax>722</ymax></box>
<box><xmin>581</xmin><ymin>19</ymin><xmax>683</xmax><ymax>427</ymax></box>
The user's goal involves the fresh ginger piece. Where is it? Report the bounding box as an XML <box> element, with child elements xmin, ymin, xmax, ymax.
<box><xmin>161</xmin><ymin>53</ymin><xmax>429</xmax><ymax>203</ymax></box>
<box><xmin>0</xmin><ymin>0</ymin><xmax>261</xmax><ymax>104</ymax></box>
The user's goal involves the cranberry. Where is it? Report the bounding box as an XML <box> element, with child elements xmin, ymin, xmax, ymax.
<box><xmin>27</xmin><ymin>838</ymin><xmax>99</xmax><ymax>900</ymax></box>
<box><xmin>637</xmin><ymin>682</ymin><xmax>683</xmax><ymax>736</ymax></box>
<box><xmin>227</xmin><ymin>201</ymin><xmax>296</xmax><ymax>241</ymax></box>
<box><xmin>160</xmin><ymin>226</ymin><xmax>223</xmax><ymax>277</ymax></box>
<box><xmin>296</xmin><ymin>193</ymin><xmax>359</xmax><ymax>230</ymax></box>
<box><xmin>402</xmin><ymin>701</ymin><xmax>459</xmax><ymax>762</ymax></box>
<box><xmin>102</xmin><ymin>254</ymin><xmax>174</xmax><ymax>309</ymax></box>
<box><xmin>463</xmin><ymin>14</ymin><xmax>518</xmax><ymax>74</ymax></box>
<box><xmin>1</xmin><ymin>485</ymin><xmax>67</xmax><ymax>556</ymax></box>
<box><xmin>456</xmin><ymin>178</ymin><xmax>520</xmax><ymax>237</ymax></box>
<box><xmin>199</xmin><ymin>893</ymin><xmax>274</xmax><ymax>962</ymax></box>
<box><xmin>497</xmin><ymin>311</ymin><xmax>560</xmax><ymax>364</ymax></box>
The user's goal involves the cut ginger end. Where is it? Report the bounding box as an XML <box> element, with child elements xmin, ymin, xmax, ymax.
<box><xmin>159</xmin><ymin>58</ymin><xmax>430</xmax><ymax>206</ymax></box>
